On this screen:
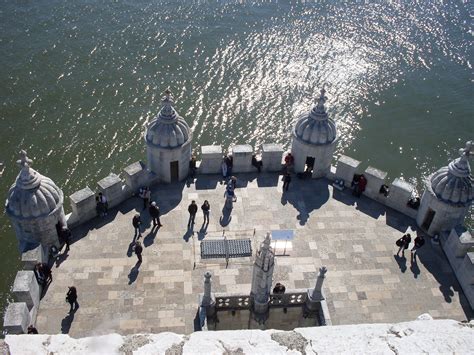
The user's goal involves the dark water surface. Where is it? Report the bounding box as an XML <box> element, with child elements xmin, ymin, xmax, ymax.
<box><xmin>0</xmin><ymin>1</ymin><xmax>472</xmax><ymax>330</ymax></box>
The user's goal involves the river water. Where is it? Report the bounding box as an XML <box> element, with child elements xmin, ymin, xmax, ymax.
<box><xmin>0</xmin><ymin>1</ymin><xmax>472</xmax><ymax>329</ymax></box>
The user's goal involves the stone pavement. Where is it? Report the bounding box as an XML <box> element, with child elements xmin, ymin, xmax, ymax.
<box><xmin>36</xmin><ymin>174</ymin><xmax>472</xmax><ymax>337</ymax></box>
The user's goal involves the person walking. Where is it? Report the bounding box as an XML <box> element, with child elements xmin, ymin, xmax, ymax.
<box><xmin>411</xmin><ymin>235</ymin><xmax>425</xmax><ymax>263</ymax></box>
<box><xmin>188</xmin><ymin>200</ymin><xmax>198</xmax><ymax>228</ymax></box>
<box><xmin>66</xmin><ymin>286</ymin><xmax>79</xmax><ymax>313</ymax></box>
<box><xmin>282</xmin><ymin>172</ymin><xmax>291</xmax><ymax>191</ymax></box>
<box><xmin>134</xmin><ymin>241</ymin><xmax>143</xmax><ymax>263</ymax></box>
<box><xmin>201</xmin><ymin>200</ymin><xmax>210</xmax><ymax>225</ymax></box>
<box><xmin>132</xmin><ymin>213</ymin><xmax>142</xmax><ymax>238</ymax></box>
<box><xmin>149</xmin><ymin>201</ymin><xmax>163</xmax><ymax>227</ymax></box>
<box><xmin>396</xmin><ymin>233</ymin><xmax>411</xmax><ymax>257</ymax></box>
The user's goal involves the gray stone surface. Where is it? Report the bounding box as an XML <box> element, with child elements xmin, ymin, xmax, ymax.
<box><xmin>35</xmin><ymin>175</ymin><xmax>471</xmax><ymax>337</ymax></box>
<box><xmin>200</xmin><ymin>145</ymin><xmax>222</xmax><ymax>174</ymax></box>
<box><xmin>98</xmin><ymin>173</ymin><xmax>126</xmax><ymax>208</ymax></box>
<box><xmin>386</xmin><ymin>178</ymin><xmax>417</xmax><ymax>219</ymax></box>
<box><xmin>3</xmin><ymin>303</ymin><xmax>30</xmax><ymax>334</ymax></box>
<box><xmin>232</xmin><ymin>145</ymin><xmax>253</xmax><ymax>173</ymax></box>
<box><xmin>12</xmin><ymin>271</ymin><xmax>39</xmax><ymax>310</ymax></box>
<box><xmin>262</xmin><ymin>144</ymin><xmax>284</xmax><ymax>172</ymax></box>
<box><xmin>363</xmin><ymin>166</ymin><xmax>388</xmax><ymax>202</ymax></box>
<box><xmin>21</xmin><ymin>245</ymin><xmax>47</xmax><ymax>271</ymax></box>
<box><xmin>123</xmin><ymin>161</ymin><xmax>151</xmax><ymax>193</ymax></box>
<box><xmin>69</xmin><ymin>186</ymin><xmax>97</xmax><ymax>225</ymax></box>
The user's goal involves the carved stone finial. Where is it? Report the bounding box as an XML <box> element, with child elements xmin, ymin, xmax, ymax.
<box><xmin>316</xmin><ymin>88</ymin><xmax>327</xmax><ymax>112</ymax></box>
<box><xmin>17</xmin><ymin>150</ymin><xmax>32</xmax><ymax>170</ymax></box>
<box><xmin>459</xmin><ymin>141</ymin><xmax>472</xmax><ymax>159</ymax></box>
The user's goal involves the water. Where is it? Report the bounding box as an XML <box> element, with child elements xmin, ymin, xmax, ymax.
<box><xmin>0</xmin><ymin>1</ymin><xmax>472</xmax><ymax>330</ymax></box>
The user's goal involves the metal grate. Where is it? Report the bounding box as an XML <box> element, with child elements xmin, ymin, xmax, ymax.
<box><xmin>201</xmin><ymin>239</ymin><xmax>252</xmax><ymax>260</ymax></box>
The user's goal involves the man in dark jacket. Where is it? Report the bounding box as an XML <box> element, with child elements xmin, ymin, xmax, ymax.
<box><xmin>149</xmin><ymin>201</ymin><xmax>163</xmax><ymax>227</ymax></box>
<box><xmin>134</xmin><ymin>241</ymin><xmax>143</xmax><ymax>264</ymax></box>
<box><xmin>132</xmin><ymin>213</ymin><xmax>142</xmax><ymax>238</ymax></box>
<box><xmin>411</xmin><ymin>235</ymin><xmax>425</xmax><ymax>263</ymax></box>
<box><xmin>188</xmin><ymin>200</ymin><xmax>198</xmax><ymax>228</ymax></box>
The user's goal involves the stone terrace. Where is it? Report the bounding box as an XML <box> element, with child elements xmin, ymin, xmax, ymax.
<box><xmin>36</xmin><ymin>174</ymin><xmax>471</xmax><ymax>337</ymax></box>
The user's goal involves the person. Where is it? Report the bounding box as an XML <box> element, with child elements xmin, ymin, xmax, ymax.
<box><xmin>411</xmin><ymin>235</ymin><xmax>425</xmax><ymax>263</ymax></box>
<box><xmin>50</xmin><ymin>245</ymin><xmax>60</xmax><ymax>261</ymax></box>
<box><xmin>252</xmin><ymin>154</ymin><xmax>263</xmax><ymax>173</ymax></box>
<box><xmin>226</xmin><ymin>154</ymin><xmax>233</xmax><ymax>177</ymax></box>
<box><xmin>139</xmin><ymin>187</ymin><xmax>151</xmax><ymax>210</ymax></box>
<box><xmin>59</xmin><ymin>226</ymin><xmax>72</xmax><ymax>252</ymax></box>
<box><xmin>396</xmin><ymin>233</ymin><xmax>411</xmax><ymax>257</ymax></box>
<box><xmin>27</xmin><ymin>325</ymin><xmax>38</xmax><ymax>334</ymax></box>
<box><xmin>229</xmin><ymin>176</ymin><xmax>237</xmax><ymax>190</ymax></box>
<box><xmin>34</xmin><ymin>263</ymin><xmax>51</xmax><ymax>287</ymax></box>
<box><xmin>188</xmin><ymin>200</ymin><xmax>198</xmax><ymax>228</ymax></box>
<box><xmin>132</xmin><ymin>213</ymin><xmax>142</xmax><ymax>238</ymax></box>
<box><xmin>66</xmin><ymin>286</ymin><xmax>79</xmax><ymax>313</ymax></box>
<box><xmin>273</xmin><ymin>283</ymin><xmax>286</xmax><ymax>294</ymax></box>
<box><xmin>221</xmin><ymin>158</ymin><xmax>228</xmax><ymax>180</ymax></box>
<box><xmin>96</xmin><ymin>193</ymin><xmax>108</xmax><ymax>216</ymax></box>
<box><xmin>201</xmin><ymin>200</ymin><xmax>210</xmax><ymax>224</ymax></box>
<box><xmin>149</xmin><ymin>201</ymin><xmax>162</xmax><ymax>227</ymax></box>
<box><xmin>189</xmin><ymin>155</ymin><xmax>197</xmax><ymax>179</ymax></box>
<box><xmin>358</xmin><ymin>175</ymin><xmax>367</xmax><ymax>196</ymax></box>
<box><xmin>224</xmin><ymin>187</ymin><xmax>237</xmax><ymax>209</ymax></box>
<box><xmin>351</xmin><ymin>174</ymin><xmax>360</xmax><ymax>196</ymax></box>
<box><xmin>134</xmin><ymin>241</ymin><xmax>143</xmax><ymax>263</ymax></box>
<box><xmin>284</xmin><ymin>153</ymin><xmax>294</xmax><ymax>168</ymax></box>
<box><xmin>283</xmin><ymin>172</ymin><xmax>291</xmax><ymax>191</ymax></box>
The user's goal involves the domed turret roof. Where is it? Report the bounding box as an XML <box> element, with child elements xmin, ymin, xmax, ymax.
<box><xmin>5</xmin><ymin>150</ymin><xmax>64</xmax><ymax>219</ymax></box>
<box><xmin>430</xmin><ymin>141</ymin><xmax>473</xmax><ymax>207</ymax></box>
<box><xmin>294</xmin><ymin>88</ymin><xmax>337</xmax><ymax>145</ymax></box>
<box><xmin>145</xmin><ymin>89</ymin><xmax>191</xmax><ymax>149</ymax></box>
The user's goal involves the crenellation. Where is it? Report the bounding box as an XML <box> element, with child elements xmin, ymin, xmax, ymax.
<box><xmin>334</xmin><ymin>155</ymin><xmax>361</xmax><ymax>187</ymax></box>
<box><xmin>362</xmin><ymin>166</ymin><xmax>388</xmax><ymax>202</ymax></box>
<box><xmin>97</xmin><ymin>173</ymin><xmax>126</xmax><ymax>208</ymax></box>
<box><xmin>69</xmin><ymin>186</ymin><xmax>96</xmax><ymax>224</ymax></box>
<box><xmin>261</xmin><ymin>143</ymin><xmax>284</xmax><ymax>172</ymax></box>
<box><xmin>12</xmin><ymin>271</ymin><xmax>40</xmax><ymax>310</ymax></box>
<box><xmin>123</xmin><ymin>161</ymin><xmax>153</xmax><ymax>193</ymax></box>
<box><xmin>21</xmin><ymin>245</ymin><xmax>47</xmax><ymax>271</ymax></box>
<box><xmin>200</xmin><ymin>145</ymin><xmax>222</xmax><ymax>174</ymax></box>
<box><xmin>232</xmin><ymin>144</ymin><xmax>253</xmax><ymax>173</ymax></box>
<box><xmin>3</xmin><ymin>303</ymin><xmax>30</xmax><ymax>335</ymax></box>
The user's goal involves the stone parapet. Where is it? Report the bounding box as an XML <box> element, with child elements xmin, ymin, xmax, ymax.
<box><xmin>461</xmin><ymin>252</ymin><xmax>474</xmax><ymax>285</ymax></box>
<box><xmin>12</xmin><ymin>271</ymin><xmax>39</xmax><ymax>310</ymax></box>
<box><xmin>232</xmin><ymin>145</ymin><xmax>253</xmax><ymax>173</ymax></box>
<box><xmin>386</xmin><ymin>178</ymin><xmax>417</xmax><ymax>218</ymax></box>
<box><xmin>97</xmin><ymin>173</ymin><xmax>127</xmax><ymax>208</ymax></box>
<box><xmin>21</xmin><ymin>245</ymin><xmax>47</xmax><ymax>271</ymax></box>
<box><xmin>200</xmin><ymin>145</ymin><xmax>222</xmax><ymax>174</ymax></box>
<box><xmin>261</xmin><ymin>144</ymin><xmax>284</xmax><ymax>172</ymax></box>
<box><xmin>444</xmin><ymin>227</ymin><xmax>473</xmax><ymax>259</ymax></box>
<box><xmin>70</xmin><ymin>186</ymin><xmax>97</xmax><ymax>225</ymax></box>
<box><xmin>335</xmin><ymin>155</ymin><xmax>361</xmax><ymax>187</ymax></box>
<box><xmin>363</xmin><ymin>166</ymin><xmax>388</xmax><ymax>202</ymax></box>
<box><xmin>123</xmin><ymin>161</ymin><xmax>153</xmax><ymax>193</ymax></box>
<box><xmin>3</xmin><ymin>303</ymin><xmax>30</xmax><ymax>334</ymax></box>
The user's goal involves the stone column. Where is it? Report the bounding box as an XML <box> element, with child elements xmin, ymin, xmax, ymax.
<box><xmin>305</xmin><ymin>266</ymin><xmax>327</xmax><ymax>315</ymax></box>
<box><xmin>201</xmin><ymin>271</ymin><xmax>216</xmax><ymax>317</ymax></box>
<box><xmin>250</xmin><ymin>233</ymin><xmax>275</xmax><ymax>324</ymax></box>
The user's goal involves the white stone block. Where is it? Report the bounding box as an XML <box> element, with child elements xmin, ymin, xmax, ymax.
<box><xmin>261</xmin><ymin>144</ymin><xmax>284</xmax><ymax>172</ymax></box>
<box><xmin>232</xmin><ymin>145</ymin><xmax>253</xmax><ymax>173</ymax></box>
<box><xmin>363</xmin><ymin>166</ymin><xmax>388</xmax><ymax>201</ymax></box>
<box><xmin>386</xmin><ymin>178</ymin><xmax>417</xmax><ymax>218</ymax></box>
<box><xmin>335</xmin><ymin>155</ymin><xmax>361</xmax><ymax>187</ymax></box>
<box><xmin>123</xmin><ymin>161</ymin><xmax>152</xmax><ymax>193</ymax></box>
<box><xmin>3</xmin><ymin>302</ymin><xmax>30</xmax><ymax>334</ymax></box>
<box><xmin>98</xmin><ymin>173</ymin><xmax>125</xmax><ymax>208</ymax></box>
<box><xmin>70</xmin><ymin>186</ymin><xmax>96</xmax><ymax>222</ymax></box>
<box><xmin>21</xmin><ymin>245</ymin><xmax>47</xmax><ymax>271</ymax></box>
<box><xmin>200</xmin><ymin>145</ymin><xmax>222</xmax><ymax>174</ymax></box>
<box><xmin>12</xmin><ymin>271</ymin><xmax>39</xmax><ymax>310</ymax></box>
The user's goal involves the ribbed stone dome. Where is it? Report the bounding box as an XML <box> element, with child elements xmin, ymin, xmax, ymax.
<box><xmin>145</xmin><ymin>90</ymin><xmax>191</xmax><ymax>149</ymax></box>
<box><xmin>294</xmin><ymin>89</ymin><xmax>337</xmax><ymax>145</ymax></box>
<box><xmin>430</xmin><ymin>141</ymin><xmax>473</xmax><ymax>207</ymax></box>
<box><xmin>5</xmin><ymin>151</ymin><xmax>64</xmax><ymax>219</ymax></box>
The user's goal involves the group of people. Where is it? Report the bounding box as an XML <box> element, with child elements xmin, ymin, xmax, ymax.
<box><xmin>351</xmin><ymin>174</ymin><xmax>367</xmax><ymax>197</ymax></box>
<box><xmin>396</xmin><ymin>233</ymin><xmax>426</xmax><ymax>263</ymax></box>
<box><xmin>187</xmin><ymin>200</ymin><xmax>211</xmax><ymax>228</ymax></box>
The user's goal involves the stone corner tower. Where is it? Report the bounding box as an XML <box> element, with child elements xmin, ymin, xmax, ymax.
<box><xmin>5</xmin><ymin>150</ymin><xmax>65</xmax><ymax>252</ymax></box>
<box><xmin>291</xmin><ymin>88</ymin><xmax>338</xmax><ymax>178</ymax></box>
<box><xmin>250</xmin><ymin>232</ymin><xmax>275</xmax><ymax>323</ymax></box>
<box><xmin>145</xmin><ymin>89</ymin><xmax>192</xmax><ymax>183</ymax></box>
<box><xmin>417</xmin><ymin>141</ymin><xmax>473</xmax><ymax>236</ymax></box>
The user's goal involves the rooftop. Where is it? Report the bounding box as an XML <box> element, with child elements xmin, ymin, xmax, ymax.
<box><xmin>36</xmin><ymin>174</ymin><xmax>471</xmax><ymax>337</ymax></box>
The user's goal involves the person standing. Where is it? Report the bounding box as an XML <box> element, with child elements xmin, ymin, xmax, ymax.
<box><xmin>411</xmin><ymin>235</ymin><xmax>425</xmax><ymax>263</ymax></box>
<box><xmin>139</xmin><ymin>187</ymin><xmax>151</xmax><ymax>210</ymax></box>
<box><xmin>132</xmin><ymin>213</ymin><xmax>142</xmax><ymax>238</ymax></box>
<box><xmin>60</xmin><ymin>226</ymin><xmax>72</xmax><ymax>252</ymax></box>
<box><xmin>221</xmin><ymin>157</ymin><xmax>228</xmax><ymax>180</ymax></box>
<box><xmin>283</xmin><ymin>172</ymin><xmax>291</xmax><ymax>191</ymax></box>
<box><xmin>66</xmin><ymin>286</ymin><xmax>79</xmax><ymax>313</ymax></box>
<box><xmin>189</xmin><ymin>155</ymin><xmax>197</xmax><ymax>179</ymax></box>
<box><xmin>134</xmin><ymin>241</ymin><xmax>143</xmax><ymax>263</ymax></box>
<box><xmin>226</xmin><ymin>154</ymin><xmax>233</xmax><ymax>177</ymax></box>
<box><xmin>188</xmin><ymin>200</ymin><xmax>198</xmax><ymax>228</ymax></box>
<box><xmin>396</xmin><ymin>233</ymin><xmax>411</xmax><ymax>257</ymax></box>
<box><xmin>201</xmin><ymin>200</ymin><xmax>210</xmax><ymax>225</ymax></box>
<box><xmin>149</xmin><ymin>201</ymin><xmax>163</xmax><ymax>227</ymax></box>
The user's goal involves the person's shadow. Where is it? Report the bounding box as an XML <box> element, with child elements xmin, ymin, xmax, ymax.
<box><xmin>143</xmin><ymin>227</ymin><xmax>158</xmax><ymax>247</ymax></box>
<box><xmin>127</xmin><ymin>240</ymin><xmax>136</xmax><ymax>257</ymax></box>
<box><xmin>61</xmin><ymin>312</ymin><xmax>75</xmax><ymax>334</ymax></box>
<box><xmin>128</xmin><ymin>263</ymin><xmax>140</xmax><ymax>285</ymax></box>
<box><xmin>55</xmin><ymin>251</ymin><xmax>69</xmax><ymax>268</ymax></box>
<box><xmin>197</xmin><ymin>224</ymin><xmax>208</xmax><ymax>241</ymax></box>
<box><xmin>220</xmin><ymin>207</ymin><xmax>232</xmax><ymax>227</ymax></box>
<box><xmin>183</xmin><ymin>230</ymin><xmax>193</xmax><ymax>243</ymax></box>
<box><xmin>410</xmin><ymin>258</ymin><xmax>421</xmax><ymax>278</ymax></box>
<box><xmin>393</xmin><ymin>255</ymin><xmax>407</xmax><ymax>273</ymax></box>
